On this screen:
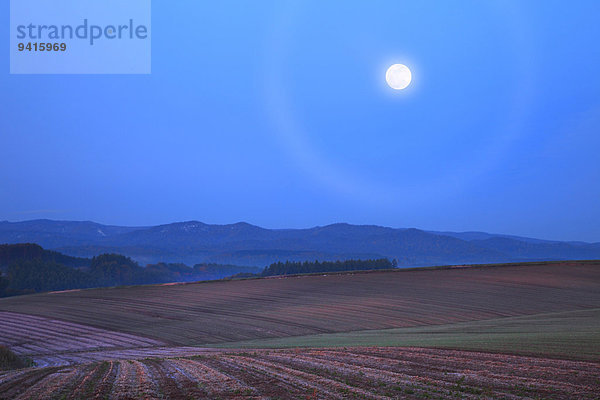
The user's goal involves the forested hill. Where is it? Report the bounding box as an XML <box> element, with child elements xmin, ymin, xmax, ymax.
<box><xmin>0</xmin><ymin>244</ymin><xmax>260</xmax><ymax>298</ymax></box>
<box><xmin>0</xmin><ymin>243</ymin><xmax>89</xmax><ymax>269</ymax></box>
<box><xmin>0</xmin><ymin>244</ymin><xmax>397</xmax><ymax>297</ymax></box>
<box><xmin>2</xmin><ymin>220</ymin><xmax>599</xmax><ymax>266</ymax></box>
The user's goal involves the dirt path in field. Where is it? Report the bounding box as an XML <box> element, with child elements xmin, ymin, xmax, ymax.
<box><xmin>1</xmin><ymin>347</ymin><xmax>598</xmax><ymax>400</ymax></box>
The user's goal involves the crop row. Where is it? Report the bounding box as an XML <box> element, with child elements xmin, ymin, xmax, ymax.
<box><xmin>0</xmin><ymin>347</ymin><xmax>598</xmax><ymax>399</ymax></box>
<box><xmin>0</xmin><ymin>312</ymin><xmax>164</xmax><ymax>359</ymax></box>
<box><xmin>0</xmin><ymin>262</ymin><xmax>597</xmax><ymax>346</ymax></box>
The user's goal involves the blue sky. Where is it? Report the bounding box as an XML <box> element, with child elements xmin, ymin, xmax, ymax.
<box><xmin>1</xmin><ymin>1</ymin><xmax>599</xmax><ymax>241</ymax></box>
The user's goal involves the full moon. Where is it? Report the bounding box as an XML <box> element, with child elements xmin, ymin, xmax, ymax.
<box><xmin>386</xmin><ymin>64</ymin><xmax>412</xmax><ymax>90</ymax></box>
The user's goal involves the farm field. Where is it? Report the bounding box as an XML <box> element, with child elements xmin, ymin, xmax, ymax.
<box><xmin>0</xmin><ymin>261</ymin><xmax>599</xmax><ymax>399</ymax></box>
<box><xmin>1</xmin><ymin>347</ymin><xmax>599</xmax><ymax>400</ymax></box>
<box><xmin>0</xmin><ymin>312</ymin><xmax>167</xmax><ymax>367</ymax></box>
<box><xmin>217</xmin><ymin>308</ymin><xmax>600</xmax><ymax>361</ymax></box>
<box><xmin>0</xmin><ymin>261</ymin><xmax>598</xmax><ymax>350</ymax></box>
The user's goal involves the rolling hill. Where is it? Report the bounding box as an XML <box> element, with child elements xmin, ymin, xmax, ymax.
<box><xmin>1</xmin><ymin>260</ymin><xmax>598</xmax><ymax>352</ymax></box>
<box><xmin>1</xmin><ymin>261</ymin><xmax>598</xmax><ymax>399</ymax></box>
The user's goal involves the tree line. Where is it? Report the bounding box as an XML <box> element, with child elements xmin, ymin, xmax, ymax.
<box><xmin>229</xmin><ymin>258</ymin><xmax>398</xmax><ymax>280</ymax></box>
<box><xmin>0</xmin><ymin>244</ymin><xmax>399</xmax><ymax>297</ymax></box>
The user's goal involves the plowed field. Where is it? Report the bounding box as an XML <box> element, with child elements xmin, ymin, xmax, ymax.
<box><xmin>1</xmin><ymin>348</ymin><xmax>598</xmax><ymax>400</ymax></box>
<box><xmin>0</xmin><ymin>262</ymin><xmax>597</xmax><ymax>347</ymax></box>
<box><xmin>1</xmin><ymin>261</ymin><xmax>599</xmax><ymax>399</ymax></box>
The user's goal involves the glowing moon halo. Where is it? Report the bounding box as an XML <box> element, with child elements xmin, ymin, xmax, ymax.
<box><xmin>386</xmin><ymin>64</ymin><xmax>412</xmax><ymax>90</ymax></box>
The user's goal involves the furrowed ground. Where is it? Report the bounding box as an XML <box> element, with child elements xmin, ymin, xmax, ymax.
<box><xmin>215</xmin><ymin>308</ymin><xmax>600</xmax><ymax>361</ymax></box>
<box><xmin>0</xmin><ymin>261</ymin><xmax>598</xmax><ymax>355</ymax></box>
<box><xmin>0</xmin><ymin>261</ymin><xmax>599</xmax><ymax>398</ymax></box>
<box><xmin>0</xmin><ymin>348</ymin><xmax>598</xmax><ymax>400</ymax></box>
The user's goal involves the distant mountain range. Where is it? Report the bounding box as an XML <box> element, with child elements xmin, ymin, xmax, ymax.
<box><xmin>0</xmin><ymin>219</ymin><xmax>598</xmax><ymax>267</ymax></box>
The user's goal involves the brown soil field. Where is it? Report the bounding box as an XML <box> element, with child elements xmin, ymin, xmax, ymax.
<box><xmin>0</xmin><ymin>312</ymin><xmax>165</xmax><ymax>367</ymax></box>
<box><xmin>0</xmin><ymin>261</ymin><xmax>597</xmax><ymax>347</ymax></box>
<box><xmin>1</xmin><ymin>261</ymin><xmax>599</xmax><ymax>399</ymax></box>
<box><xmin>0</xmin><ymin>347</ymin><xmax>598</xmax><ymax>400</ymax></box>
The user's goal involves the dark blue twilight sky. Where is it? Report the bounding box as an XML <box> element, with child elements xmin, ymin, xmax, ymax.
<box><xmin>1</xmin><ymin>1</ymin><xmax>599</xmax><ymax>241</ymax></box>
